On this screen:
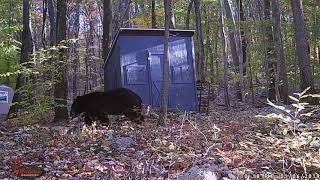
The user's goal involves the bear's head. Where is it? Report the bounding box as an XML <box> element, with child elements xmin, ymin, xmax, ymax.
<box><xmin>70</xmin><ymin>97</ymin><xmax>82</xmax><ymax>118</ymax></box>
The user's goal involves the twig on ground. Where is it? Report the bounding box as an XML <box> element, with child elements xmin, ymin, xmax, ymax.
<box><xmin>203</xmin><ymin>143</ymin><xmax>216</xmax><ymax>157</ymax></box>
<box><xmin>186</xmin><ymin>117</ymin><xmax>208</xmax><ymax>144</ymax></box>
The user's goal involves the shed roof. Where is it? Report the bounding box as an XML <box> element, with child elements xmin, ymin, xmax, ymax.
<box><xmin>118</xmin><ymin>28</ymin><xmax>195</xmax><ymax>36</ymax></box>
<box><xmin>104</xmin><ymin>28</ymin><xmax>195</xmax><ymax>67</ymax></box>
<box><xmin>0</xmin><ymin>84</ymin><xmax>11</xmax><ymax>89</ymax></box>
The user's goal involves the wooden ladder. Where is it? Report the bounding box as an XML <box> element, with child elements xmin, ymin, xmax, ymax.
<box><xmin>196</xmin><ymin>81</ymin><xmax>211</xmax><ymax>114</ymax></box>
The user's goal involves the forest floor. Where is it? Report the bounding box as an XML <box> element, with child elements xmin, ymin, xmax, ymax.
<box><xmin>0</xmin><ymin>102</ymin><xmax>319</xmax><ymax>179</ymax></box>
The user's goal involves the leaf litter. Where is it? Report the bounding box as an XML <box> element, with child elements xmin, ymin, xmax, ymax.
<box><xmin>0</xmin><ymin>104</ymin><xmax>319</xmax><ymax>179</ymax></box>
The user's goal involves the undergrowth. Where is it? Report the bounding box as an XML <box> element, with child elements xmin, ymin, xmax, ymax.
<box><xmin>255</xmin><ymin>87</ymin><xmax>320</xmax><ymax>176</ymax></box>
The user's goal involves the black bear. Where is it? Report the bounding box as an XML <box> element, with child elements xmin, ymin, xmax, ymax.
<box><xmin>70</xmin><ymin>88</ymin><xmax>144</xmax><ymax>125</ymax></box>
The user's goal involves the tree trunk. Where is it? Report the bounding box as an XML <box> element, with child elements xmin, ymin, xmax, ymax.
<box><xmin>118</xmin><ymin>0</ymin><xmax>133</xmax><ymax>28</ymax></box>
<box><xmin>97</xmin><ymin>0</ymin><xmax>104</xmax><ymax>86</ymax></box>
<box><xmin>102</xmin><ymin>0</ymin><xmax>112</xmax><ymax>62</ymax></box>
<box><xmin>84</xmin><ymin>21</ymin><xmax>90</xmax><ymax>94</ymax></box>
<box><xmin>224</xmin><ymin>0</ymin><xmax>239</xmax><ymax>67</ymax></box>
<box><xmin>8</xmin><ymin>0</ymin><xmax>33</xmax><ymax>116</ymax></box>
<box><xmin>42</xmin><ymin>0</ymin><xmax>47</xmax><ymax>48</ymax></box>
<box><xmin>238</xmin><ymin>0</ymin><xmax>247</xmax><ymax>73</ymax></box>
<box><xmin>170</xmin><ymin>1</ymin><xmax>175</xmax><ymax>29</ymax></box>
<box><xmin>272</xmin><ymin>0</ymin><xmax>289</xmax><ymax>104</ymax></box>
<box><xmin>204</xmin><ymin>6</ymin><xmax>212</xmax><ymax>79</ymax></box>
<box><xmin>218</xmin><ymin>0</ymin><xmax>230</xmax><ymax>110</ymax></box>
<box><xmin>213</xmin><ymin>29</ymin><xmax>219</xmax><ymax>84</ymax></box>
<box><xmin>159</xmin><ymin>0</ymin><xmax>172</xmax><ymax>126</ymax></box>
<box><xmin>47</xmin><ymin>0</ymin><xmax>56</xmax><ymax>92</ymax></box>
<box><xmin>194</xmin><ymin>0</ymin><xmax>205</xmax><ymax>81</ymax></box>
<box><xmin>264</xmin><ymin>0</ymin><xmax>276</xmax><ymax>101</ymax></box>
<box><xmin>30</xmin><ymin>7</ymin><xmax>37</xmax><ymax>61</ymax></box>
<box><xmin>151</xmin><ymin>0</ymin><xmax>157</xmax><ymax>28</ymax></box>
<box><xmin>20</xmin><ymin>0</ymin><xmax>33</xmax><ymax>78</ymax></box>
<box><xmin>257</xmin><ymin>0</ymin><xmax>270</xmax><ymax>97</ymax></box>
<box><xmin>237</xmin><ymin>0</ymin><xmax>246</xmax><ymax>102</ymax></box>
<box><xmin>72</xmin><ymin>0</ymin><xmax>81</xmax><ymax>99</ymax></box>
<box><xmin>54</xmin><ymin>0</ymin><xmax>68</xmax><ymax>122</ymax></box>
<box><xmin>312</xmin><ymin>3</ymin><xmax>318</xmax><ymax>88</ymax></box>
<box><xmin>89</xmin><ymin>11</ymin><xmax>96</xmax><ymax>91</ymax></box>
<box><xmin>185</xmin><ymin>0</ymin><xmax>193</xmax><ymax>29</ymax></box>
<box><xmin>47</xmin><ymin>0</ymin><xmax>56</xmax><ymax>46</ymax></box>
<box><xmin>225</xmin><ymin>0</ymin><xmax>243</xmax><ymax>101</ymax></box>
<box><xmin>248</xmin><ymin>46</ymin><xmax>255</xmax><ymax>103</ymax></box>
<box><xmin>290</xmin><ymin>0</ymin><xmax>315</xmax><ymax>99</ymax></box>
<box><xmin>6</xmin><ymin>0</ymin><xmax>14</xmax><ymax>86</ymax></box>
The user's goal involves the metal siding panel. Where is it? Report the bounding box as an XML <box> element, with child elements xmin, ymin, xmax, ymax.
<box><xmin>169</xmin><ymin>36</ymin><xmax>197</xmax><ymax>111</ymax></box>
<box><xmin>187</xmin><ymin>36</ymin><xmax>198</xmax><ymax>111</ymax></box>
<box><xmin>149</xmin><ymin>53</ymin><xmax>165</xmax><ymax>107</ymax></box>
<box><xmin>119</xmin><ymin>36</ymin><xmax>151</xmax><ymax>104</ymax></box>
<box><xmin>169</xmin><ymin>84</ymin><xmax>196</xmax><ymax>111</ymax></box>
<box><xmin>104</xmin><ymin>66</ymin><xmax>108</xmax><ymax>91</ymax></box>
<box><xmin>105</xmin><ymin>41</ymin><xmax>120</xmax><ymax>91</ymax></box>
<box><xmin>117</xmin><ymin>35</ymin><xmax>197</xmax><ymax>111</ymax></box>
<box><xmin>116</xmin><ymin>46</ymin><xmax>122</xmax><ymax>88</ymax></box>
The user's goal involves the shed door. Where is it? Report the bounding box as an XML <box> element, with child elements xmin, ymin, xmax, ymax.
<box><xmin>149</xmin><ymin>53</ymin><xmax>165</xmax><ymax>107</ymax></box>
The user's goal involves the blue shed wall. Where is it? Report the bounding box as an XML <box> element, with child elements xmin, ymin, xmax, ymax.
<box><xmin>118</xmin><ymin>35</ymin><xmax>198</xmax><ymax>111</ymax></box>
<box><xmin>105</xmin><ymin>41</ymin><xmax>121</xmax><ymax>91</ymax></box>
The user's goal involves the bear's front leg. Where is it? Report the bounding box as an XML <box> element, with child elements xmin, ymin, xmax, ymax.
<box><xmin>84</xmin><ymin>112</ymin><xmax>94</xmax><ymax>126</ymax></box>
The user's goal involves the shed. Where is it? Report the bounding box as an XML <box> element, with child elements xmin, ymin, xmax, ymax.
<box><xmin>104</xmin><ymin>28</ymin><xmax>198</xmax><ymax>111</ymax></box>
<box><xmin>0</xmin><ymin>84</ymin><xmax>14</xmax><ymax>115</ymax></box>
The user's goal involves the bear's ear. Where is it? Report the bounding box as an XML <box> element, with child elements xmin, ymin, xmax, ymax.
<box><xmin>74</xmin><ymin>96</ymin><xmax>82</xmax><ymax>101</ymax></box>
<box><xmin>74</xmin><ymin>98</ymin><xmax>80</xmax><ymax>104</ymax></box>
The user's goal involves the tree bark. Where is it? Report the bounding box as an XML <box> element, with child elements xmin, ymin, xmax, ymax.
<box><xmin>151</xmin><ymin>0</ymin><xmax>157</xmax><ymax>28</ymax></box>
<box><xmin>248</xmin><ymin>46</ymin><xmax>255</xmax><ymax>103</ymax></box>
<box><xmin>204</xmin><ymin>6</ymin><xmax>212</xmax><ymax>79</ymax></box>
<box><xmin>290</xmin><ymin>0</ymin><xmax>315</xmax><ymax>98</ymax></box>
<box><xmin>159</xmin><ymin>0</ymin><xmax>172</xmax><ymax>126</ymax></box>
<box><xmin>72</xmin><ymin>0</ymin><xmax>81</xmax><ymax>99</ymax></box>
<box><xmin>224</xmin><ymin>0</ymin><xmax>239</xmax><ymax>67</ymax></box>
<box><xmin>236</xmin><ymin>0</ymin><xmax>246</xmax><ymax>102</ymax></box>
<box><xmin>47</xmin><ymin>0</ymin><xmax>56</xmax><ymax>46</ymax></box>
<box><xmin>257</xmin><ymin>0</ymin><xmax>270</xmax><ymax>97</ymax></box>
<box><xmin>213</xmin><ymin>28</ymin><xmax>219</xmax><ymax>84</ymax></box>
<box><xmin>185</xmin><ymin>0</ymin><xmax>193</xmax><ymax>29</ymax></box>
<box><xmin>237</xmin><ymin>0</ymin><xmax>245</xmax><ymax>102</ymax></box>
<box><xmin>118</xmin><ymin>0</ymin><xmax>133</xmax><ymax>28</ymax></box>
<box><xmin>54</xmin><ymin>0</ymin><xmax>68</xmax><ymax>122</ymax></box>
<box><xmin>264</xmin><ymin>0</ymin><xmax>276</xmax><ymax>101</ymax></box>
<box><xmin>272</xmin><ymin>0</ymin><xmax>289</xmax><ymax>104</ymax></box>
<box><xmin>194</xmin><ymin>0</ymin><xmax>205</xmax><ymax>81</ymax></box>
<box><xmin>8</xmin><ymin>0</ymin><xmax>33</xmax><ymax>116</ymax></box>
<box><xmin>312</xmin><ymin>4</ymin><xmax>318</xmax><ymax>85</ymax></box>
<box><xmin>42</xmin><ymin>0</ymin><xmax>47</xmax><ymax>48</ymax></box>
<box><xmin>102</xmin><ymin>0</ymin><xmax>112</xmax><ymax>62</ymax></box>
<box><xmin>225</xmin><ymin>0</ymin><xmax>243</xmax><ymax>101</ymax></box>
<box><xmin>238</xmin><ymin>0</ymin><xmax>247</xmax><ymax>72</ymax></box>
<box><xmin>218</xmin><ymin>0</ymin><xmax>230</xmax><ymax>110</ymax></box>
<box><xmin>170</xmin><ymin>1</ymin><xmax>175</xmax><ymax>29</ymax></box>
